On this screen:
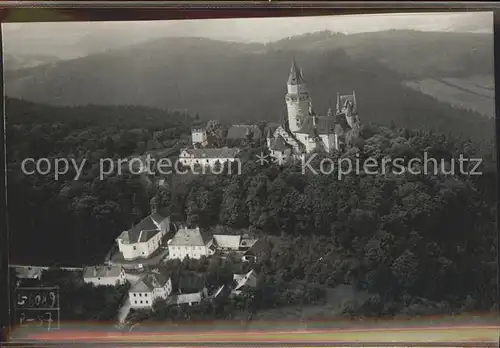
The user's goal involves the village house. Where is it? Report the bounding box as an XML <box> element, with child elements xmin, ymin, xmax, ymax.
<box><xmin>167</xmin><ymin>227</ymin><xmax>216</xmax><ymax>260</ymax></box>
<box><xmin>178</xmin><ymin>147</ymin><xmax>241</xmax><ymax>170</ymax></box>
<box><xmin>129</xmin><ymin>272</ymin><xmax>172</xmax><ymax>309</ymax></box>
<box><xmin>212</xmin><ymin>234</ymin><xmax>241</xmax><ymax>252</ymax></box>
<box><xmin>241</xmin><ymin>238</ymin><xmax>267</xmax><ymax>262</ymax></box>
<box><xmin>172</xmin><ymin>273</ymin><xmax>208</xmax><ymax>306</ymax></box>
<box><xmin>231</xmin><ymin>269</ymin><xmax>259</xmax><ymax>296</ymax></box>
<box><xmin>212</xmin><ymin>233</ymin><xmax>259</xmax><ymax>253</ymax></box>
<box><xmin>115</xmin><ymin>198</ymin><xmax>171</xmax><ymax>261</ymax></box>
<box><xmin>13</xmin><ymin>266</ymin><xmax>43</xmax><ymax>280</ymax></box>
<box><xmin>83</xmin><ymin>265</ymin><xmax>127</xmax><ymax>287</ymax></box>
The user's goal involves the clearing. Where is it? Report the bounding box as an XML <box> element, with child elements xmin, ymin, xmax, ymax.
<box><xmin>403</xmin><ymin>75</ymin><xmax>494</xmax><ymax>118</ymax></box>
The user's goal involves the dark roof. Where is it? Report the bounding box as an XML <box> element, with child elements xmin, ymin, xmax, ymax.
<box><xmin>125</xmin><ymin>207</ymin><xmax>170</xmax><ymax>244</ymax></box>
<box><xmin>288</xmin><ymin>59</ymin><xmax>305</xmax><ymax>85</ymax></box>
<box><xmin>227</xmin><ymin>125</ymin><xmax>261</xmax><ymax>140</ymax></box>
<box><xmin>130</xmin><ymin>272</ymin><xmax>170</xmax><ymax>292</ymax></box>
<box><xmin>334</xmin><ymin>113</ymin><xmax>353</xmax><ymax>135</ymax></box>
<box><xmin>244</xmin><ymin>238</ymin><xmax>268</xmax><ymax>257</ymax></box>
<box><xmin>181</xmin><ymin>147</ymin><xmax>240</xmax><ymax>159</ymax></box>
<box><xmin>151</xmin><ymin>207</ymin><xmax>170</xmax><ymax>224</ymax></box>
<box><xmin>296</xmin><ymin>116</ymin><xmax>335</xmax><ymax>135</ymax></box>
<box><xmin>142</xmin><ymin>272</ymin><xmax>170</xmax><ymax>290</ymax></box>
<box><xmin>173</xmin><ymin>273</ymin><xmax>206</xmax><ymax>293</ymax></box>
<box><xmin>83</xmin><ymin>265</ymin><xmax>123</xmax><ymax>279</ymax></box>
<box><xmin>270</xmin><ymin>134</ymin><xmax>291</xmax><ymax>152</ymax></box>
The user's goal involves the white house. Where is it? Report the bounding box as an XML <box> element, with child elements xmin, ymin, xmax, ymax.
<box><xmin>168</xmin><ymin>227</ymin><xmax>216</xmax><ymax>260</ymax></box>
<box><xmin>116</xmin><ymin>199</ymin><xmax>171</xmax><ymax>261</ymax></box>
<box><xmin>212</xmin><ymin>234</ymin><xmax>241</xmax><ymax>251</ymax></box>
<box><xmin>83</xmin><ymin>265</ymin><xmax>126</xmax><ymax>287</ymax></box>
<box><xmin>178</xmin><ymin>147</ymin><xmax>241</xmax><ymax>170</ymax></box>
<box><xmin>13</xmin><ymin>266</ymin><xmax>43</xmax><ymax>280</ymax></box>
<box><xmin>129</xmin><ymin>273</ymin><xmax>172</xmax><ymax>309</ymax></box>
<box><xmin>191</xmin><ymin>128</ymin><xmax>208</xmax><ymax>147</ymax></box>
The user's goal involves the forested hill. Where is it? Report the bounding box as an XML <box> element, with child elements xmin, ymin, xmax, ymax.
<box><xmin>5</xmin><ymin>31</ymin><xmax>494</xmax><ymax>141</ymax></box>
<box><xmin>6</xmin><ymin>99</ymin><xmax>193</xmax><ymax>265</ymax></box>
<box><xmin>5</xmin><ymin>98</ymin><xmax>497</xmax><ymax>314</ymax></box>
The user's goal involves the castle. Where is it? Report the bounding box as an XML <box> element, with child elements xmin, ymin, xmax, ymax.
<box><xmin>266</xmin><ymin>59</ymin><xmax>361</xmax><ymax>162</ymax></box>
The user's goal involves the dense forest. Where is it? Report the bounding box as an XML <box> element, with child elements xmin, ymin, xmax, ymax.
<box><xmin>6</xmin><ymin>96</ymin><xmax>497</xmax><ymax>321</ymax></box>
<box><xmin>6</xmin><ymin>98</ymin><xmax>192</xmax><ymax>265</ymax></box>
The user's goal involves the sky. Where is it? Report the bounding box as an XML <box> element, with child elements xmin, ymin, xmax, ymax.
<box><xmin>2</xmin><ymin>11</ymin><xmax>493</xmax><ymax>59</ymax></box>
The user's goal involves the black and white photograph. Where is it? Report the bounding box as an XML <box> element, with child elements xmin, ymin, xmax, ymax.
<box><xmin>3</xmin><ymin>10</ymin><xmax>498</xmax><ymax>343</ymax></box>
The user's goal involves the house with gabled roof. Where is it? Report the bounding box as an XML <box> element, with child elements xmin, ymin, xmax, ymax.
<box><xmin>116</xmin><ymin>198</ymin><xmax>171</xmax><ymax>261</ymax></box>
<box><xmin>171</xmin><ymin>273</ymin><xmax>208</xmax><ymax>306</ymax></box>
<box><xmin>241</xmin><ymin>238</ymin><xmax>267</xmax><ymax>263</ymax></box>
<box><xmin>167</xmin><ymin>227</ymin><xmax>215</xmax><ymax>260</ymax></box>
<box><xmin>13</xmin><ymin>266</ymin><xmax>43</xmax><ymax>280</ymax></box>
<box><xmin>83</xmin><ymin>265</ymin><xmax>126</xmax><ymax>287</ymax></box>
<box><xmin>178</xmin><ymin>147</ymin><xmax>241</xmax><ymax>170</ymax></box>
<box><xmin>231</xmin><ymin>270</ymin><xmax>259</xmax><ymax>296</ymax></box>
<box><xmin>129</xmin><ymin>272</ymin><xmax>173</xmax><ymax>309</ymax></box>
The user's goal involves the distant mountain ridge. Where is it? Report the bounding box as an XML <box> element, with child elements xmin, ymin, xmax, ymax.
<box><xmin>4</xmin><ymin>30</ymin><xmax>494</xmax><ymax>140</ymax></box>
<box><xmin>3</xmin><ymin>53</ymin><xmax>62</xmax><ymax>71</ymax></box>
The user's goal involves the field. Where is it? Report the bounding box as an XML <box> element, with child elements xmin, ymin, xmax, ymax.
<box><xmin>403</xmin><ymin>75</ymin><xmax>494</xmax><ymax>118</ymax></box>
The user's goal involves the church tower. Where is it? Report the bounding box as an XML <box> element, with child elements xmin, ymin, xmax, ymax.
<box><xmin>285</xmin><ymin>59</ymin><xmax>310</xmax><ymax>133</ymax></box>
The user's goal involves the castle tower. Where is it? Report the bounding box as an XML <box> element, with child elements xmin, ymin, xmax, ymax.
<box><xmin>285</xmin><ymin>59</ymin><xmax>310</xmax><ymax>132</ymax></box>
<box><xmin>191</xmin><ymin>127</ymin><xmax>207</xmax><ymax>147</ymax></box>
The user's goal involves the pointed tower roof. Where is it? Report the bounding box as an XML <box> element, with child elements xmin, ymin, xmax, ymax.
<box><xmin>287</xmin><ymin>59</ymin><xmax>305</xmax><ymax>85</ymax></box>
